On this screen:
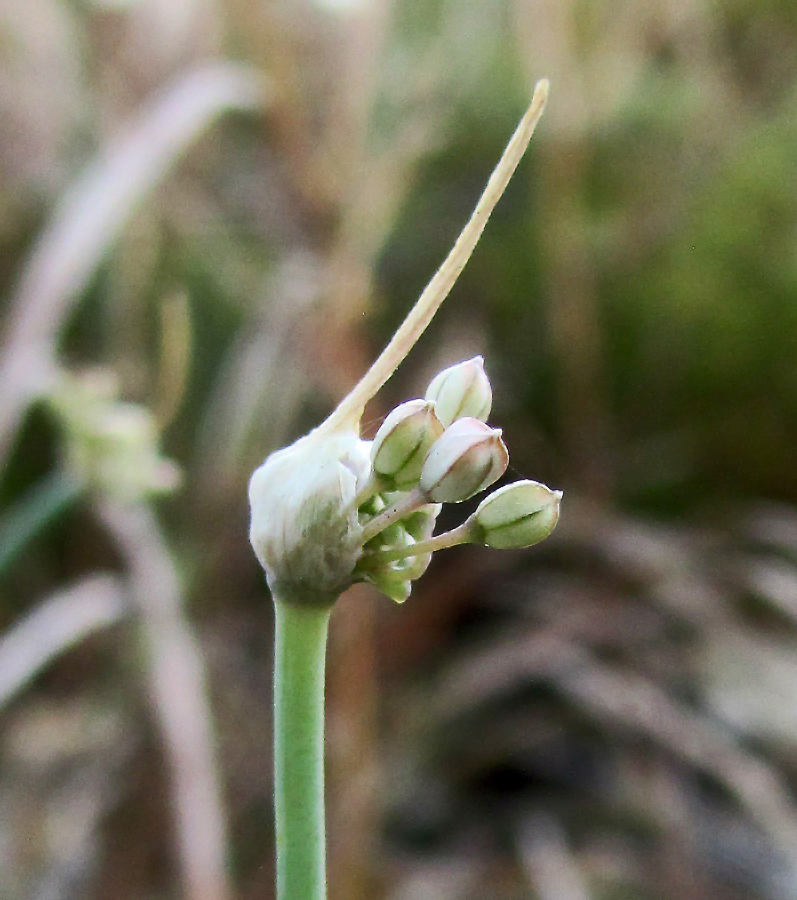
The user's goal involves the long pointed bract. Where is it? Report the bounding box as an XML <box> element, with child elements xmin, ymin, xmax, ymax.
<box><xmin>322</xmin><ymin>79</ymin><xmax>549</xmax><ymax>433</ymax></box>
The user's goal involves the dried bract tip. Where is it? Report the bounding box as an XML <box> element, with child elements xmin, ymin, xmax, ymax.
<box><xmin>425</xmin><ymin>356</ymin><xmax>492</xmax><ymax>427</ymax></box>
<box><xmin>419</xmin><ymin>418</ymin><xmax>508</xmax><ymax>503</ymax></box>
<box><xmin>468</xmin><ymin>480</ymin><xmax>561</xmax><ymax>549</ymax></box>
<box><xmin>371</xmin><ymin>400</ymin><xmax>444</xmax><ymax>490</ymax></box>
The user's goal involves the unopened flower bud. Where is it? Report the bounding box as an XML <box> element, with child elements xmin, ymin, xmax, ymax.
<box><xmin>398</xmin><ymin>502</ymin><xmax>440</xmax><ymax>580</ymax></box>
<box><xmin>419</xmin><ymin>418</ymin><xmax>508</xmax><ymax>503</ymax></box>
<box><xmin>425</xmin><ymin>356</ymin><xmax>492</xmax><ymax>427</ymax></box>
<box><xmin>401</xmin><ymin>502</ymin><xmax>442</xmax><ymax>540</ymax></box>
<box><xmin>365</xmin><ymin>568</ymin><xmax>413</xmax><ymax>604</ymax></box>
<box><xmin>371</xmin><ymin>400</ymin><xmax>444</xmax><ymax>489</ymax></box>
<box><xmin>468</xmin><ymin>480</ymin><xmax>561</xmax><ymax>549</ymax></box>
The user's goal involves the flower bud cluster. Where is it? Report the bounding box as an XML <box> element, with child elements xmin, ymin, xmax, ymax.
<box><xmin>249</xmin><ymin>356</ymin><xmax>561</xmax><ymax>606</ymax></box>
<box><xmin>354</xmin><ymin>495</ymin><xmax>440</xmax><ymax>603</ymax></box>
<box><xmin>352</xmin><ymin>358</ymin><xmax>558</xmax><ymax>601</ymax></box>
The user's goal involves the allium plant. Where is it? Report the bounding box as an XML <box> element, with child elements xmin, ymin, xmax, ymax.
<box><xmin>248</xmin><ymin>80</ymin><xmax>559</xmax><ymax>900</ymax></box>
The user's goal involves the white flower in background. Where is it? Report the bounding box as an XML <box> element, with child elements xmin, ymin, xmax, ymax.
<box><xmin>50</xmin><ymin>369</ymin><xmax>180</xmax><ymax>501</ymax></box>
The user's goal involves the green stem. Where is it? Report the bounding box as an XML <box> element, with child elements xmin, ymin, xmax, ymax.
<box><xmin>360</xmin><ymin>487</ymin><xmax>426</xmax><ymax>544</ymax></box>
<box><xmin>361</xmin><ymin>522</ymin><xmax>470</xmax><ymax>565</ymax></box>
<box><xmin>273</xmin><ymin>597</ymin><xmax>333</xmax><ymax>900</ymax></box>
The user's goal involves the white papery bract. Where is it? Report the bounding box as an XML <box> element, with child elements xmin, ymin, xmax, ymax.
<box><xmin>249</xmin><ymin>428</ymin><xmax>371</xmax><ymax>605</ymax></box>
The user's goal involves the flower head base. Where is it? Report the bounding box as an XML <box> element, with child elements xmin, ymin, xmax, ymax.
<box><xmin>248</xmin><ymin>429</ymin><xmax>371</xmax><ymax>605</ymax></box>
<box><xmin>248</xmin><ymin>80</ymin><xmax>557</xmax><ymax>606</ymax></box>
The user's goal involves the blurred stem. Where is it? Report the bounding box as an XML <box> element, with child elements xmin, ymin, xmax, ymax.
<box><xmin>98</xmin><ymin>499</ymin><xmax>232</xmax><ymax>900</ymax></box>
<box><xmin>539</xmin><ymin>140</ymin><xmax>614</xmax><ymax>503</ymax></box>
<box><xmin>0</xmin><ymin>471</ymin><xmax>83</xmax><ymax>575</ymax></box>
<box><xmin>273</xmin><ymin>596</ymin><xmax>333</xmax><ymax>900</ymax></box>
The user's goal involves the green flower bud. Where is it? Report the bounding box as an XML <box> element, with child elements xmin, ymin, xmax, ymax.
<box><xmin>468</xmin><ymin>480</ymin><xmax>561</xmax><ymax>549</ymax></box>
<box><xmin>358</xmin><ymin>490</ymin><xmax>385</xmax><ymax>525</ymax></box>
<box><xmin>396</xmin><ymin>548</ymin><xmax>433</xmax><ymax>582</ymax></box>
<box><xmin>425</xmin><ymin>356</ymin><xmax>492</xmax><ymax>427</ymax></box>
<box><xmin>353</xmin><ymin>498</ymin><xmax>441</xmax><ymax>602</ymax></box>
<box><xmin>401</xmin><ymin>502</ymin><xmax>442</xmax><ymax>540</ymax></box>
<box><xmin>371</xmin><ymin>400</ymin><xmax>444</xmax><ymax>490</ymax></box>
<box><xmin>419</xmin><ymin>418</ymin><xmax>508</xmax><ymax>503</ymax></box>
<box><xmin>357</xmin><ymin>534</ymin><xmax>430</xmax><ymax>602</ymax></box>
<box><xmin>396</xmin><ymin>502</ymin><xmax>440</xmax><ymax>580</ymax></box>
<box><xmin>362</xmin><ymin>568</ymin><xmax>413</xmax><ymax>604</ymax></box>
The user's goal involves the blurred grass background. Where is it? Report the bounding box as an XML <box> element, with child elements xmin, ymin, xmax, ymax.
<box><xmin>2</xmin><ymin>1</ymin><xmax>797</xmax><ymax>899</ymax></box>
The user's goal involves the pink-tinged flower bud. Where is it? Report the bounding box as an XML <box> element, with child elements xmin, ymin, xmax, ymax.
<box><xmin>425</xmin><ymin>356</ymin><xmax>492</xmax><ymax>427</ymax></box>
<box><xmin>468</xmin><ymin>480</ymin><xmax>561</xmax><ymax>549</ymax></box>
<box><xmin>371</xmin><ymin>400</ymin><xmax>444</xmax><ymax>490</ymax></box>
<box><xmin>419</xmin><ymin>418</ymin><xmax>508</xmax><ymax>503</ymax></box>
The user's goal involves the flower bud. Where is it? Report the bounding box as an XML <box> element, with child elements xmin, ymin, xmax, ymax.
<box><xmin>364</xmin><ymin>568</ymin><xmax>413</xmax><ymax>604</ymax></box>
<box><xmin>425</xmin><ymin>356</ymin><xmax>492</xmax><ymax>427</ymax></box>
<box><xmin>371</xmin><ymin>400</ymin><xmax>444</xmax><ymax>489</ymax></box>
<box><xmin>398</xmin><ymin>502</ymin><xmax>440</xmax><ymax>580</ymax></box>
<box><xmin>419</xmin><ymin>418</ymin><xmax>508</xmax><ymax>503</ymax></box>
<box><xmin>468</xmin><ymin>480</ymin><xmax>561</xmax><ymax>549</ymax></box>
<box><xmin>401</xmin><ymin>502</ymin><xmax>442</xmax><ymax>540</ymax></box>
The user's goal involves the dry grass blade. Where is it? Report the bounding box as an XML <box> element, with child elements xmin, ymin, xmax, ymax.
<box><xmin>556</xmin><ymin>651</ymin><xmax>797</xmax><ymax>856</ymax></box>
<box><xmin>433</xmin><ymin>630</ymin><xmax>797</xmax><ymax>856</ymax></box>
<box><xmin>97</xmin><ymin>499</ymin><xmax>232</xmax><ymax>900</ymax></box>
<box><xmin>0</xmin><ymin>575</ymin><xmax>127</xmax><ymax>711</ymax></box>
<box><xmin>516</xmin><ymin>813</ymin><xmax>593</xmax><ymax>900</ymax></box>
<box><xmin>0</xmin><ymin>62</ymin><xmax>267</xmax><ymax>470</ymax></box>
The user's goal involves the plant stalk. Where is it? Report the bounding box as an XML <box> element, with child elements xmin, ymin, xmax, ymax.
<box><xmin>360</xmin><ymin>487</ymin><xmax>426</xmax><ymax>544</ymax></box>
<box><xmin>273</xmin><ymin>597</ymin><xmax>333</xmax><ymax>900</ymax></box>
<box><xmin>360</xmin><ymin>522</ymin><xmax>470</xmax><ymax>565</ymax></box>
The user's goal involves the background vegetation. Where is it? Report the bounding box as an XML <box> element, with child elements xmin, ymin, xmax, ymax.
<box><xmin>2</xmin><ymin>1</ymin><xmax>797</xmax><ymax>898</ymax></box>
